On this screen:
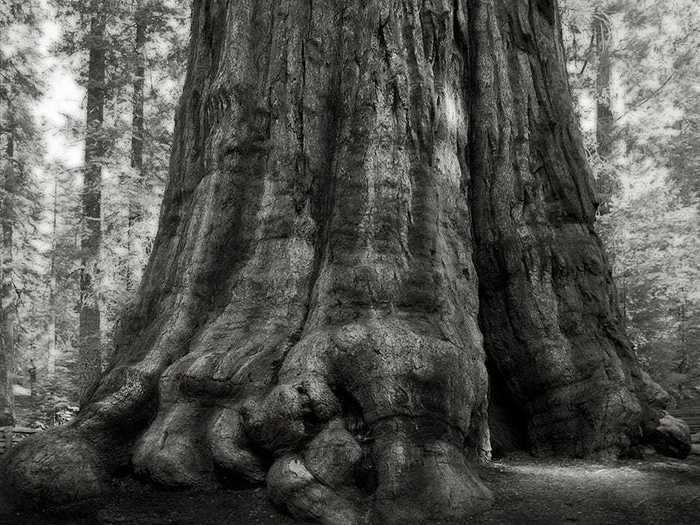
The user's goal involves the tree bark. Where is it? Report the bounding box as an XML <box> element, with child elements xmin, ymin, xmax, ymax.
<box><xmin>79</xmin><ymin>7</ymin><xmax>106</xmax><ymax>402</ymax></box>
<box><xmin>1</xmin><ymin>1</ymin><xmax>687</xmax><ymax>522</ymax></box>
<box><xmin>470</xmin><ymin>0</ymin><xmax>653</xmax><ymax>458</ymax></box>
<box><xmin>126</xmin><ymin>4</ymin><xmax>147</xmax><ymax>291</ymax></box>
<box><xmin>0</xmin><ymin>124</ymin><xmax>16</xmax><ymax>427</ymax></box>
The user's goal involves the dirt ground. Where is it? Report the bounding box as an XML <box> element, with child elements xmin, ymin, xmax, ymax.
<box><xmin>1</xmin><ymin>453</ymin><xmax>698</xmax><ymax>525</ymax></box>
<box><xmin>474</xmin><ymin>453</ymin><xmax>700</xmax><ymax>525</ymax></box>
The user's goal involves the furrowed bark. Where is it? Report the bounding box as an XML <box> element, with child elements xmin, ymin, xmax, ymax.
<box><xmin>469</xmin><ymin>0</ymin><xmax>644</xmax><ymax>457</ymax></box>
<box><xmin>0</xmin><ymin>0</ymin><xmax>687</xmax><ymax>522</ymax></box>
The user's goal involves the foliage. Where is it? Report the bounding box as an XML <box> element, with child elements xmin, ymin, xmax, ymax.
<box><xmin>1</xmin><ymin>0</ymin><xmax>189</xmax><ymax>422</ymax></box>
<box><xmin>0</xmin><ymin>0</ymin><xmax>46</xmax><ymax>415</ymax></box>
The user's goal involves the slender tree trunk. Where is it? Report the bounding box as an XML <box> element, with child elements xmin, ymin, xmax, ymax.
<box><xmin>79</xmin><ymin>8</ymin><xmax>106</xmax><ymax>402</ymax></box>
<box><xmin>126</xmin><ymin>6</ymin><xmax>147</xmax><ymax>291</ymax></box>
<box><xmin>47</xmin><ymin>178</ymin><xmax>58</xmax><ymax>378</ymax></box>
<box><xmin>594</xmin><ymin>10</ymin><xmax>613</xmax><ymax>157</ymax></box>
<box><xmin>593</xmin><ymin>9</ymin><xmax>615</xmax><ymax>213</ymax></box>
<box><xmin>678</xmin><ymin>295</ymin><xmax>688</xmax><ymax>374</ymax></box>
<box><xmin>0</xmin><ymin>125</ymin><xmax>16</xmax><ymax>427</ymax></box>
<box><xmin>2</xmin><ymin>1</ymin><xmax>690</xmax><ymax>521</ymax></box>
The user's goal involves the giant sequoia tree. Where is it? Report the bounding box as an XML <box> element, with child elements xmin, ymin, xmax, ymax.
<box><xmin>1</xmin><ymin>0</ymin><xmax>690</xmax><ymax>523</ymax></box>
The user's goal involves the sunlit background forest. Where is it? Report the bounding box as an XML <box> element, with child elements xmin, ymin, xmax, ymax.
<box><xmin>0</xmin><ymin>0</ymin><xmax>698</xmax><ymax>428</ymax></box>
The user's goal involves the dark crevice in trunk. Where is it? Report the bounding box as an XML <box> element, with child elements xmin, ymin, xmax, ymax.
<box><xmin>487</xmin><ymin>358</ymin><xmax>530</xmax><ymax>458</ymax></box>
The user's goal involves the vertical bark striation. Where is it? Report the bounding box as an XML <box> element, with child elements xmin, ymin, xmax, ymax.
<box><xmin>0</xmin><ymin>0</ymin><xmax>684</xmax><ymax>522</ymax></box>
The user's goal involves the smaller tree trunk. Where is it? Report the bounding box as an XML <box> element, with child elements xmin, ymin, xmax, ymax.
<box><xmin>126</xmin><ymin>7</ymin><xmax>146</xmax><ymax>291</ymax></box>
<box><xmin>0</xmin><ymin>124</ymin><xmax>16</xmax><ymax>427</ymax></box>
<box><xmin>593</xmin><ymin>10</ymin><xmax>615</xmax><ymax>213</ymax></box>
<box><xmin>594</xmin><ymin>11</ymin><xmax>613</xmax><ymax>157</ymax></box>
<box><xmin>79</xmin><ymin>9</ymin><xmax>106</xmax><ymax>402</ymax></box>
<box><xmin>47</xmin><ymin>178</ymin><xmax>58</xmax><ymax>378</ymax></box>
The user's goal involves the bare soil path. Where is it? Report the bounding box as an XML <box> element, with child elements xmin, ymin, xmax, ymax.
<box><xmin>1</xmin><ymin>454</ymin><xmax>698</xmax><ymax>524</ymax></box>
<box><xmin>475</xmin><ymin>454</ymin><xmax>700</xmax><ymax>524</ymax></box>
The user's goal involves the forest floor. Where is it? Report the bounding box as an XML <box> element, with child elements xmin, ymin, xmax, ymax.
<box><xmin>1</xmin><ymin>452</ymin><xmax>699</xmax><ymax>525</ymax></box>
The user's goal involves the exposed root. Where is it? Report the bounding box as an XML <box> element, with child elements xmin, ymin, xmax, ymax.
<box><xmin>0</xmin><ymin>429</ymin><xmax>109</xmax><ymax>508</ymax></box>
<box><xmin>123</xmin><ymin>318</ymin><xmax>493</xmax><ymax>523</ymax></box>
<box><xmin>209</xmin><ymin>408</ymin><xmax>267</xmax><ymax>483</ymax></box>
<box><xmin>268</xmin><ymin>454</ymin><xmax>366</xmax><ymax>525</ymax></box>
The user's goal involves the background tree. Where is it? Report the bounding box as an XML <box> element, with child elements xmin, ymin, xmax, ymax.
<box><xmin>126</xmin><ymin>0</ymin><xmax>146</xmax><ymax>292</ymax></box>
<box><xmin>78</xmin><ymin>0</ymin><xmax>107</xmax><ymax>402</ymax></box>
<box><xmin>49</xmin><ymin>0</ymin><xmax>189</xmax><ymax>403</ymax></box>
<box><xmin>0</xmin><ymin>0</ymin><xmax>44</xmax><ymax>426</ymax></box>
<box><xmin>591</xmin><ymin>8</ymin><xmax>617</xmax><ymax>213</ymax></box>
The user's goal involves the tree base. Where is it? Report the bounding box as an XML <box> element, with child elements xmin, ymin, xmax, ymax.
<box><xmin>1</xmin><ymin>320</ymin><xmax>493</xmax><ymax>523</ymax></box>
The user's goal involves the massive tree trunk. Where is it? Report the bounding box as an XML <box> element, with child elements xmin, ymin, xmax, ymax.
<box><xmin>1</xmin><ymin>1</ymin><xmax>687</xmax><ymax>522</ymax></box>
<box><xmin>78</xmin><ymin>7</ymin><xmax>106</xmax><ymax>401</ymax></box>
